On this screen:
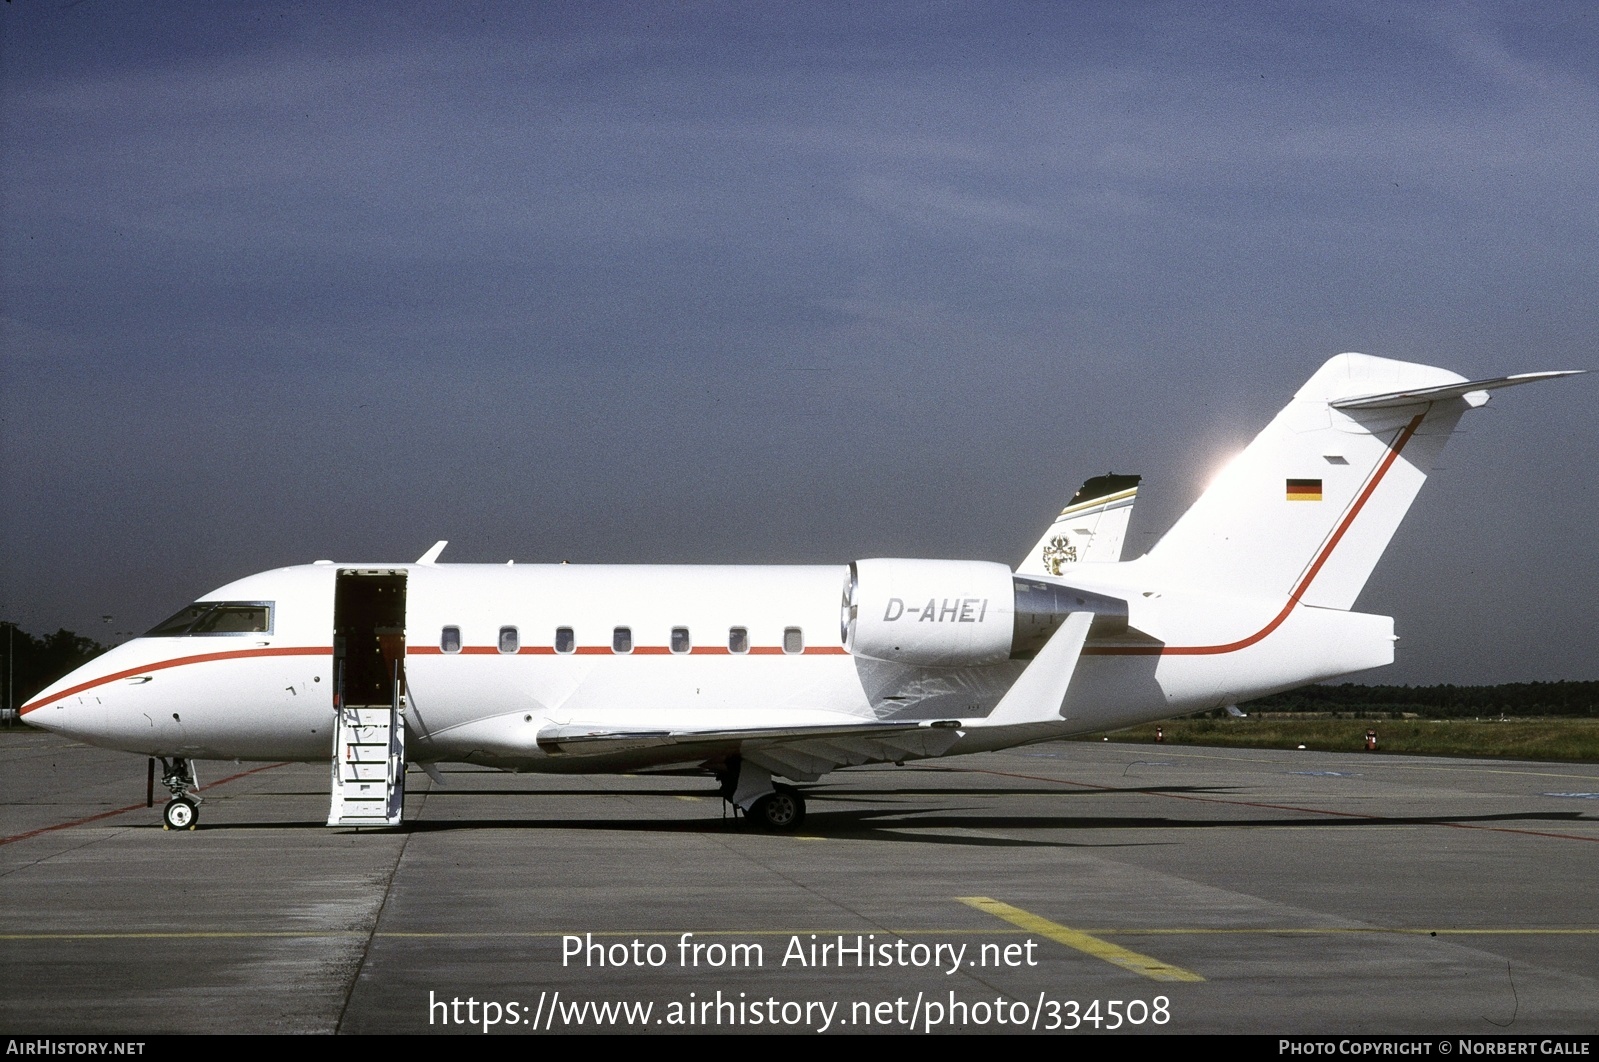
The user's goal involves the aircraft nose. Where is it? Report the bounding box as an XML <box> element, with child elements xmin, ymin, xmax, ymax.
<box><xmin>21</xmin><ymin>693</ymin><xmax>80</xmax><ymax>736</ymax></box>
<box><xmin>20</xmin><ymin>673</ymin><xmax>105</xmax><ymax>740</ymax></box>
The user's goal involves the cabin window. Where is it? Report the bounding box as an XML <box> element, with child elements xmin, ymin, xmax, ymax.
<box><xmin>671</xmin><ymin>627</ymin><xmax>691</xmax><ymax>654</ymax></box>
<box><xmin>728</xmin><ymin>627</ymin><xmax>749</xmax><ymax>654</ymax></box>
<box><xmin>498</xmin><ymin>626</ymin><xmax>519</xmax><ymax>654</ymax></box>
<box><xmin>441</xmin><ymin>626</ymin><xmax>462</xmax><ymax>653</ymax></box>
<box><xmin>612</xmin><ymin>626</ymin><xmax>633</xmax><ymax>654</ymax></box>
<box><xmin>783</xmin><ymin>627</ymin><xmax>804</xmax><ymax>654</ymax></box>
<box><xmin>555</xmin><ymin>627</ymin><xmax>575</xmax><ymax>654</ymax></box>
<box><xmin>145</xmin><ymin>601</ymin><xmax>272</xmax><ymax>637</ymax></box>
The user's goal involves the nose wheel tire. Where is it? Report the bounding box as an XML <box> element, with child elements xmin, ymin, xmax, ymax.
<box><xmin>749</xmin><ymin>788</ymin><xmax>805</xmax><ymax>832</ymax></box>
<box><xmin>163</xmin><ymin>796</ymin><xmax>199</xmax><ymax>831</ymax></box>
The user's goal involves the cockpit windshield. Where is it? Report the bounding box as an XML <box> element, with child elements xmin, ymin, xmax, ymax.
<box><xmin>145</xmin><ymin>602</ymin><xmax>272</xmax><ymax>636</ymax></box>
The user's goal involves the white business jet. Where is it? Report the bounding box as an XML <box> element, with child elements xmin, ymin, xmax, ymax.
<box><xmin>21</xmin><ymin>354</ymin><xmax>1580</xmax><ymax>831</ymax></box>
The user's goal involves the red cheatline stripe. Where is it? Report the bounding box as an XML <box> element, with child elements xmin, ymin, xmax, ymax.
<box><xmin>19</xmin><ymin>646</ymin><xmax>332</xmax><ymax>716</ymax></box>
<box><xmin>1084</xmin><ymin>411</ymin><xmax>1426</xmax><ymax>659</ymax></box>
<box><xmin>409</xmin><ymin>643</ymin><xmax>849</xmax><ymax>656</ymax></box>
<box><xmin>957</xmin><ymin>766</ymin><xmax>1599</xmax><ymax>845</ymax></box>
<box><xmin>0</xmin><ymin>762</ymin><xmax>289</xmax><ymax>846</ymax></box>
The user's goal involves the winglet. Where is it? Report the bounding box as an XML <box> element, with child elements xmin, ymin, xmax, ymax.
<box><xmin>974</xmin><ymin>611</ymin><xmax>1094</xmax><ymax>727</ymax></box>
<box><xmin>416</xmin><ymin>540</ymin><xmax>448</xmax><ymax>565</ymax></box>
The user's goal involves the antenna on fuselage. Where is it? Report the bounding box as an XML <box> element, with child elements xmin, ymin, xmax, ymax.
<box><xmin>416</xmin><ymin>541</ymin><xmax>448</xmax><ymax>565</ymax></box>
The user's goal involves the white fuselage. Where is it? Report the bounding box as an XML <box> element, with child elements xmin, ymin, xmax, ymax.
<box><xmin>22</xmin><ymin>557</ymin><xmax>1393</xmax><ymax>777</ymax></box>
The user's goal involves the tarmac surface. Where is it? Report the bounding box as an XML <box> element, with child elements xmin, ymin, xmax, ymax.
<box><xmin>3</xmin><ymin>727</ymin><xmax>1597</xmax><ymax>1035</ymax></box>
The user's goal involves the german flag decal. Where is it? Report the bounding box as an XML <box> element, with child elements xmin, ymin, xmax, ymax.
<box><xmin>1286</xmin><ymin>478</ymin><xmax>1323</xmax><ymax>502</ymax></box>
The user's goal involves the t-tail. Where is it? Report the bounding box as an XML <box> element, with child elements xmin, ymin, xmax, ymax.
<box><xmin>1139</xmin><ymin>353</ymin><xmax>1581</xmax><ymax>609</ymax></box>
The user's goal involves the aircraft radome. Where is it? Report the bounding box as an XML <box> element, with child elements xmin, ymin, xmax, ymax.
<box><xmin>21</xmin><ymin>354</ymin><xmax>1582</xmax><ymax>832</ymax></box>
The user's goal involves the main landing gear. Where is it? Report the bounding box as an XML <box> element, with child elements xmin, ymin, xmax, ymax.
<box><xmin>153</xmin><ymin>757</ymin><xmax>201</xmax><ymax>831</ymax></box>
<box><xmin>750</xmin><ymin>786</ymin><xmax>806</xmax><ymax>832</ymax></box>
<box><xmin>718</xmin><ymin>756</ymin><xmax>807</xmax><ymax>832</ymax></box>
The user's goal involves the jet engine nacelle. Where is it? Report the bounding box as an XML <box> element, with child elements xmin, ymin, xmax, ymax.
<box><xmin>843</xmin><ymin>559</ymin><xmax>1017</xmax><ymax>667</ymax></box>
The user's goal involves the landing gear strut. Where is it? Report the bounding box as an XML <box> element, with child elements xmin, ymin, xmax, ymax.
<box><xmin>718</xmin><ymin>756</ymin><xmax>806</xmax><ymax>832</ymax></box>
<box><xmin>157</xmin><ymin>757</ymin><xmax>201</xmax><ymax>831</ymax></box>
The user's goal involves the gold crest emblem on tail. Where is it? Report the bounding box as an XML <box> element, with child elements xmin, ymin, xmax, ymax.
<box><xmin>1041</xmin><ymin>535</ymin><xmax>1078</xmax><ymax>576</ymax></box>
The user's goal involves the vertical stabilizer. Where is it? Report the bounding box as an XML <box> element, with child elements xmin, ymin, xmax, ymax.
<box><xmin>1018</xmin><ymin>473</ymin><xmax>1141</xmax><ymax>575</ymax></box>
<box><xmin>1143</xmin><ymin>353</ymin><xmax>1573</xmax><ymax>610</ymax></box>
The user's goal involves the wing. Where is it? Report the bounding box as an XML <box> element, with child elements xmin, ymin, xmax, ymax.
<box><xmin>535</xmin><ymin>611</ymin><xmax>1100</xmax><ymax>782</ymax></box>
<box><xmin>537</xmin><ymin>719</ymin><xmax>963</xmax><ymax>781</ymax></box>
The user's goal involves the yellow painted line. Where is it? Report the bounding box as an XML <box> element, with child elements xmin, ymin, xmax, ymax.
<box><xmin>958</xmin><ymin>897</ymin><xmax>1205</xmax><ymax>983</ymax></box>
<box><xmin>793</xmin><ymin>836</ymin><xmax>825</xmax><ymax>841</ymax></box>
<box><xmin>1092</xmin><ymin>928</ymin><xmax>1599</xmax><ymax>936</ymax></box>
<box><xmin>675</xmin><ymin>796</ymin><xmax>701</xmax><ymax>802</ymax></box>
<box><xmin>2</xmin><ymin>929</ymin><xmax>1013</xmax><ymax>941</ymax></box>
<box><xmin>8</xmin><ymin>926</ymin><xmax>1594</xmax><ymax>943</ymax></box>
<box><xmin>2</xmin><ymin>931</ymin><xmax>371</xmax><ymax>940</ymax></box>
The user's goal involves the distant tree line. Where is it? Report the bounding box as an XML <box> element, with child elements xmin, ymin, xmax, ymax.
<box><xmin>1241</xmin><ymin>681</ymin><xmax>1599</xmax><ymax>719</ymax></box>
<box><xmin>1</xmin><ymin>622</ymin><xmax>109</xmax><ymax>714</ymax></box>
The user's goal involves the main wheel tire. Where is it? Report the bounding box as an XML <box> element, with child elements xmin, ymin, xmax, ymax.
<box><xmin>750</xmin><ymin>789</ymin><xmax>805</xmax><ymax>831</ymax></box>
<box><xmin>163</xmin><ymin>797</ymin><xmax>199</xmax><ymax>831</ymax></box>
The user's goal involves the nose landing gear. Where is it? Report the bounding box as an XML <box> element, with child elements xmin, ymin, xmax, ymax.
<box><xmin>162</xmin><ymin>795</ymin><xmax>199</xmax><ymax>830</ymax></box>
<box><xmin>154</xmin><ymin>757</ymin><xmax>201</xmax><ymax>830</ymax></box>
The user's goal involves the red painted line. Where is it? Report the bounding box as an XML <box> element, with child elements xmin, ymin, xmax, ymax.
<box><xmin>20</xmin><ymin>647</ymin><xmax>332</xmax><ymax>716</ymax></box>
<box><xmin>957</xmin><ymin>765</ymin><xmax>1599</xmax><ymax>845</ymax></box>
<box><xmin>1084</xmin><ymin>412</ymin><xmax>1426</xmax><ymax>659</ymax></box>
<box><xmin>0</xmin><ymin>762</ymin><xmax>289</xmax><ymax>846</ymax></box>
<box><xmin>413</xmin><ymin>643</ymin><xmax>842</xmax><ymax>656</ymax></box>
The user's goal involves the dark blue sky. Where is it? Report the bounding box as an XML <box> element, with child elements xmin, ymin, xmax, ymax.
<box><xmin>2</xmin><ymin>1</ymin><xmax>1594</xmax><ymax>682</ymax></box>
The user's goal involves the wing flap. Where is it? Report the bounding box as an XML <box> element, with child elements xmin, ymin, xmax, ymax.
<box><xmin>536</xmin><ymin>719</ymin><xmax>943</xmax><ymax>758</ymax></box>
<box><xmin>742</xmin><ymin>727</ymin><xmax>963</xmax><ymax>781</ymax></box>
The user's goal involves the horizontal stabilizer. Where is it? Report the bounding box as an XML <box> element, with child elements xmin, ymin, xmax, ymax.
<box><xmin>1331</xmin><ymin>370</ymin><xmax>1583</xmax><ymax>410</ymax></box>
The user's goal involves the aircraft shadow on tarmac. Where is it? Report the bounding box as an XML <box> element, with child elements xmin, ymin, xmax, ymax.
<box><xmin>154</xmin><ymin>783</ymin><xmax>1592</xmax><ymax>851</ymax></box>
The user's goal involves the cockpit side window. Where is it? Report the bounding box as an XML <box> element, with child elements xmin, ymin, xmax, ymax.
<box><xmin>145</xmin><ymin>602</ymin><xmax>272</xmax><ymax>636</ymax></box>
